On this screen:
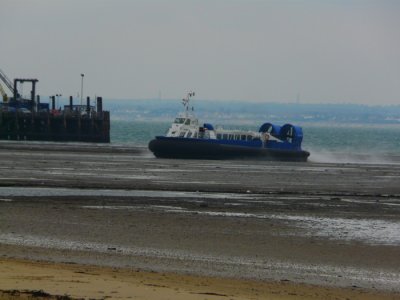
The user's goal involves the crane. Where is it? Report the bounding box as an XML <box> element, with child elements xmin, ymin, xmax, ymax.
<box><xmin>0</xmin><ymin>68</ymin><xmax>38</xmax><ymax>102</ymax></box>
<box><xmin>0</xmin><ymin>68</ymin><xmax>15</xmax><ymax>95</ymax></box>
<box><xmin>0</xmin><ymin>68</ymin><xmax>15</xmax><ymax>102</ymax></box>
<box><xmin>0</xmin><ymin>83</ymin><xmax>8</xmax><ymax>102</ymax></box>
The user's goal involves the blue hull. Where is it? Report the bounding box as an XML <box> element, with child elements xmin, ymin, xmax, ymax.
<box><xmin>149</xmin><ymin>137</ymin><xmax>310</xmax><ymax>162</ymax></box>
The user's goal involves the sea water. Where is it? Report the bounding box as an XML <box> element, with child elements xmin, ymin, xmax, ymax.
<box><xmin>110</xmin><ymin>120</ymin><xmax>400</xmax><ymax>163</ymax></box>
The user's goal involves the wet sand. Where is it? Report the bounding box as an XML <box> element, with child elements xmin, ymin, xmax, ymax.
<box><xmin>0</xmin><ymin>141</ymin><xmax>399</xmax><ymax>299</ymax></box>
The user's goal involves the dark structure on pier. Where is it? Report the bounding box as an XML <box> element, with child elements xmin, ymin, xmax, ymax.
<box><xmin>0</xmin><ymin>68</ymin><xmax>110</xmax><ymax>143</ymax></box>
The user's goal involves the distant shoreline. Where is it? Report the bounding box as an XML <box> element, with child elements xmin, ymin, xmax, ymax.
<box><xmin>57</xmin><ymin>98</ymin><xmax>400</xmax><ymax>125</ymax></box>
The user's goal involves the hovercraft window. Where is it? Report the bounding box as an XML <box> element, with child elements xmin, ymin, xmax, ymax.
<box><xmin>186</xmin><ymin>131</ymin><xmax>192</xmax><ymax>138</ymax></box>
<box><xmin>174</xmin><ymin>118</ymin><xmax>185</xmax><ymax>124</ymax></box>
<box><xmin>241</xmin><ymin>135</ymin><xmax>246</xmax><ymax>141</ymax></box>
<box><xmin>217</xmin><ymin>134</ymin><xmax>222</xmax><ymax>139</ymax></box>
<box><xmin>185</xmin><ymin>119</ymin><xmax>190</xmax><ymax>125</ymax></box>
<box><xmin>223</xmin><ymin>134</ymin><xmax>228</xmax><ymax>140</ymax></box>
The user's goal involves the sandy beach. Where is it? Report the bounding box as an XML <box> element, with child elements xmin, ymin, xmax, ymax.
<box><xmin>1</xmin><ymin>258</ymin><xmax>399</xmax><ymax>300</ymax></box>
<box><xmin>0</xmin><ymin>141</ymin><xmax>399</xmax><ymax>299</ymax></box>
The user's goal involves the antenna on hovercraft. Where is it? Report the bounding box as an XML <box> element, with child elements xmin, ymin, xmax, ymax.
<box><xmin>182</xmin><ymin>91</ymin><xmax>195</xmax><ymax>117</ymax></box>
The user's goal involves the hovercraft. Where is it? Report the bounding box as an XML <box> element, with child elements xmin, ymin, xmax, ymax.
<box><xmin>148</xmin><ymin>92</ymin><xmax>310</xmax><ymax>162</ymax></box>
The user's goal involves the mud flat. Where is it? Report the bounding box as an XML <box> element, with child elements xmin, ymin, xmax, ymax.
<box><xmin>0</xmin><ymin>141</ymin><xmax>399</xmax><ymax>299</ymax></box>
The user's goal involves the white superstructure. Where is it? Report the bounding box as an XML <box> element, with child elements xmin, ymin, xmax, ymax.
<box><xmin>164</xmin><ymin>92</ymin><xmax>278</xmax><ymax>144</ymax></box>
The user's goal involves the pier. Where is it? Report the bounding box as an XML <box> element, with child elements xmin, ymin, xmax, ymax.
<box><xmin>0</xmin><ymin>68</ymin><xmax>110</xmax><ymax>143</ymax></box>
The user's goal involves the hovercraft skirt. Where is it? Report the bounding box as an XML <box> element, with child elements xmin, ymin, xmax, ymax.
<box><xmin>149</xmin><ymin>138</ymin><xmax>309</xmax><ymax>162</ymax></box>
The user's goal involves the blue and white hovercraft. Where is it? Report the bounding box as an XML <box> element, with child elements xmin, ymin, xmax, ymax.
<box><xmin>148</xmin><ymin>92</ymin><xmax>310</xmax><ymax>162</ymax></box>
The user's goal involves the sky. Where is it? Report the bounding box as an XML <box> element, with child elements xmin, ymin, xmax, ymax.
<box><xmin>1</xmin><ymin>0</ymin><xmax>399</xmax><ymax>104</ymax></box>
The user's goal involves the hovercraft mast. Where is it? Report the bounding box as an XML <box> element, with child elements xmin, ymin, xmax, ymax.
<box><xmin>182</xmin><ymin>91</ymin><xmax>195</xmax><ymax>117</ymax></box>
